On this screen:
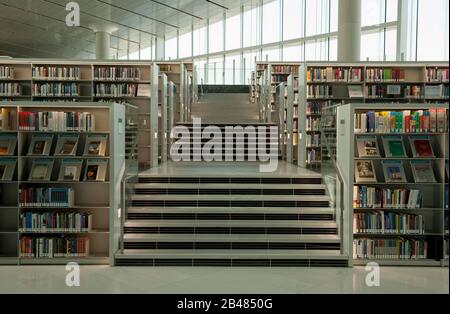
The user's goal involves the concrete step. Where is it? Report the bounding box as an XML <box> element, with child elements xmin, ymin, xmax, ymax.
<box><xmin>127</xmin><ymin>206</ymin><xmax>334</xmax><ymax>215</ymax></box>
<box><xmin>133</xmin><ymin>183</ymin><xmax>327</xmax><ymax>190</ymax></box>
<box><xmin>124</xmin><ymin>220</ymin><xmax>337</xmax><ymax>228</ymax></box>
<box><xmin>131</xmin><ymin>194</ymin><xmax>331</xmax><ymax>202</ymax></box>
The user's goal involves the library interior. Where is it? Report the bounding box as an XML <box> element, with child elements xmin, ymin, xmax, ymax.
<box><xmin>0</xmin><ymin>0</ymin><xmax>449</xmax><ymax>294</ymax></box>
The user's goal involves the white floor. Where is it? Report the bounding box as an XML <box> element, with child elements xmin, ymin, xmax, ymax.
<box><xmin>0</xmin><ymin>266</ymin><xmax>447</xmax><ymax>294</ymax></box>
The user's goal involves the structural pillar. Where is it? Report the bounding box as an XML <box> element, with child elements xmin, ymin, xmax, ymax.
<box><xmin>155</xmin><ymin>36</ymin><xmax>165</xmax><ymax>61</ymax></box>
<box><xmin>95</xmin><ymin>31</ymin><xmax>111</xmax><ymax>60</ymax></box>
<box><xmin>337</xmin><ymin>0</ymin><xmax>361</xmax><ymax>62</ymax></box>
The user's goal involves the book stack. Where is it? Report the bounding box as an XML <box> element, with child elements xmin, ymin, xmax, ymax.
<box><xmin>0</xmin><ymin>66</ymin><xmax>14</xmax><ymax>79</ymax></box>
<box><xmin>93</xmin><ymin>66</ymin><xmax>141</xmax><ymax>81</ymax></box>
<box><xmin>272</xmin><ymin>65</ymin><xmax>297</xmax><ymax>74</ymax></box>
<box><xmin>306</xmin><ymin>150</ymin><xmax>320</xmax><ymax>164</ymax></box>
<box><xmin>20</xmin><ymin>237</ymin><xmax>90</xmax><ymax>258</ymax></box>
<box><xmin>307</xmin><ymin>67</ymin><xmax>362</xmax><ymax>82</ymax></box>
<box><xmin>426</xmin><ymin>68</ymin><xmax>449</xmax><ymax>82</ymax></box>
<box><xmin>94</xmin><ymin>83</ymin><xmax>138</xmax><ymax>97</ymax></box>
<box><xmin>353</xmin><ymin>238</ymin><xmax>427</xmax><ymax>260</ymax></box>
<box><xmin>19</xmin><ymin>187</ymin><xmax>75</xmax><ymax>207</ymax></box>
<box><xmin>18</xmin><ymin>111</ymin><xmax>95</xmax><ymax>132</ymax></box>
<box><xmin>0</xmin><ymin>107</ymin><xmax>15</xmax><ymax>130</ymax></box>
<box><xmin>306</xmin><ymin>117</ymin><xmax>320</xmax><ymax>131</ymax></box>
<box><xmin>307</xmin><ymin>85</ymin><xmax>332</xmax><ymax>99</ymax></box>
<box><xmin>0</xmin><ymin>82</ymin><xmax>22</xmax><ymax>96</ymax></box>
<box><xmin>354</xmin><ymin>212</ymin><xmax>425</xmax><ymax>234</ymax></box>
<box><xmin>19</xmin><ymin>211</ymin><xmax>92</xmax><ymax>233</ymax></box>
<box><xmin>306</xmin><ymin>102</ymin><xmax>323</xmax><ymax>114</ymax></box>
<box><xmin>353</xmin><ymin>186</ymin><xmax>423</xmax><ymax>209</ymax></box>
<box><xmin>404</xmin><ymin>85</ymin><xmax>422</xmax><ymax>99</ymax></box>
<box><xmin>32</xmin><ymin>83</ymin><xmax>80</xmax><ymax>97</ymax></box>
<box><xmin>354</xmin><ymin>109</ymin><xmax>447</xmax><ymax>133</ymax></box>
<box><xmin>32</xmin><ymin>66</ymin><xmax>81</xmax><ymax>80</ymax></box>
<box><xmin>366</xmin><ymin>68</ymin><xmax>405</xmax><ymax>82</ymax></box>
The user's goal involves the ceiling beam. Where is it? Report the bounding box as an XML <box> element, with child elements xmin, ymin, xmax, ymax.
<box><xmin>95</xmin><ymin>0</ymin><xmax>179</xmax><ymax>28</ymax></box>
<box><xmin>206</xmin><ymin>0</ymin><xmax>229</xmax><ymax>10</ymax></box>
<box><xmin>149</xmin><ymin>0</ymin><xmax>204</xmax><ymax>20</ymax></box>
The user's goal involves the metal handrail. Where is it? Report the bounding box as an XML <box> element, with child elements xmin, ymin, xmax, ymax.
<box><xmin>120</xmin><ymin>174</ymin><xmax>138</xmax><ymax>253</ymax></box>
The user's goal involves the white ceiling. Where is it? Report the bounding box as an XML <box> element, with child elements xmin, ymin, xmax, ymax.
<box><xmin>0</xmin><ymin>0</ymin><xmax>258</xmax><ymax>59</ymax></box>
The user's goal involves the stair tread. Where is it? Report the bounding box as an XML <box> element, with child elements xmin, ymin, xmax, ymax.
<box><xmin>131</xmin><ymin>194</ymin><xmax>331</xmax><ymax>201</ymax></box>
<box><xmin>125</xmin><ymin>220</ymin><xmax>337</xmax><ymax>228</ymax></box>
<box><xmin>124</xmin><ymin>234</ymin><xmax>340</xmax><ymax>243</ymax></box>
<box><xmin>133</xmin><ymin>183</ymin><xmax>326</xmax><ymax>189</ymax></box>
<box><xmin>128</xmin><ymin>206</ymin><xmax>334</xmax><ymax>214</ymax></box>
<box><xmin>115</xmin><ymin>249</ymin><xmax>347</xmax><ymax>260</ymax></box>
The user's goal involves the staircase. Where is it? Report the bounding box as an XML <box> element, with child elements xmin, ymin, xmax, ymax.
<box><xmin>115</xmin><ymin>166</ymin><xmax>347</xmax><ymax>266</ymax></box>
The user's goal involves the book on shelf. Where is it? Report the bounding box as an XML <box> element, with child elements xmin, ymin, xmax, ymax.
<box><xmin>54</xmin><ymin>134</ymin><xmax>79</xmax><ymax>156</ymax></box>
<box><xmin>382</xmin><ymin>160</ymin><xmax>407</xmax><ymax>183</ymax></box>
<box><xmin>307</xmin><ymin>85</ymin><xmax>332</xmax><ymax>98</ymax></box>
<box><xmin>18</xmin><ymin>111</ymin><xmax>96</xmax><ymax>132</ymax></box>
<box><xmin>0</xmin><ymin>158</ymin><xmax>16</xmax><ymax>181</ymax></box>
<box><xmin>410</xmin><ymin>160</ymin><xmax>436</xmax><ymax>183</ymax></box>
<box><xmin>347</xmin><ymin>85</ymin><xmax>363</xmax><ymax>98</ymax></box>
<box><xmin>307</xmin><ymin>67</ymin><xmax>362</xmax><ymax>82</ymax></box>
<box><xmin>306</xmin><ymin>133</ymin><xmax>321</xmax><ymax>146</ymax></box>
<box><xmin>84</xmin><ymin>159</ymin><xmax>108</xmax><ymax>182</ymax></box>
<box><xmin>446</xmin><ymin>160</ymin><xmax>449</xmax><ymax>180</ymax></box>
<box><xmin>83</xmin><ymin>134</ymin><xmax>107</xmax><ymax>156</ymax></box>
<box><xmin>272</xmin><ymin>65</ymin><xmax>297</xmax><ymax>74</ymax></box>
<box><xmin>20</xmin><ymin>236</ymin><xmax>90</xmax><ymax>258</ymax></box>
<box><xmin>382</xmin><ymin>136</ymin><xmax>406</xmax><ymax>157</ymax></box>
<box><xmin>353</xmin><ymin>186</ymin><xmax>423</xmax><ymax>209</ymax></box>
<box><xmin>354</xmin><ymin>108</ymin><xmax>447</xmax><ymax>133</ymax></box>
<box><xmin>409</xmin><ymin>136</ymin><xmax>435</xmax><ymax>157</ymax></box>
<box><xmin>32</xmin><ymin>83</ymin><xmax>80</xmax><ymax>97</ymax></box>
<box><xmin>0</xmin><ymin>82</ymin><xmax>22</xmax><ymax>96</ymax></box>
<box><xmin>0</xmin><ymin>133</ymin><xmax>17</xmax><ymax>156</ymax></box>
<box><xmin>93</xmin><ymin>66</ymin><xmax>141</xmax><ymax>81</ymax></box>
<box><xmin>32</xmin><ymin>66</ymin><xmax>81</xmax><ymax>80</ymax></box>
<box><xmin>365</xmin><ymin>68</ymin><xmax>405</xmax><ymax>82</ymax></box>
<box><xmin>446</xmin><ymin>186</ymin><xmax>449</xmax><ymax>209</ymax></box>
<box><xmin>28</xmin><ymin>159</ymin><xmax>54</xmax><ymax>181</ymax></box>
<box><xmin>355</xmin><ymin>160</ymin><xmax>377</xmax><ymax>183</ymax></box>
<box><xmin>94</xmin><ymin>83</ymin><xmax>138</xmax><ymax>97</ymax></box>
<box><xmin>356</xmin><ymin>136</ymin><xmax>380</xmax><ymax>157</ymax></box>
<box><xmin>353</xmin><ymin>238</ymin><xmax>427</xmax><ymax>260</ymax></box>
<box><xmin>353</xmin><ymin>212</ymin><xmax>425</xmax><ymax>234</ymax></box>
<box><xmin>27</xmin><ymin>134</ymin><xmax>54</xmax><ymax>156</ymax></box>
<box><xmin>306</xmin><ymin>150</ymin><xmax>321</xmax><ymax>163</ymax></box>
<box><xmin>426</xmin><ymin>68</ymin><xmax>449</xmax><ymax>82</ymax></box>
<box><xmin>0</xmin><ymin>107</ymin><xmax>15</xmax><ymax>130</ymax></box>
<box><xmin>19</xmin><ymin>187</ymin><xmax>75</xmax><ymax>207</ymax></box>
<box><xmin>19</xmin><ymin>211</ymin><xmax>92</xmax><ymax>233</ymax></box>
<box><xmin>306</xmin><ymin>102</ymin><xmax>323</xmax><ymax>114</ymax></box>
<box><xmin>436</xmin><ymin>108</ymin><xmax>447</xmax><ymax>133</ymax></box>
<box><xmin>0</xmin><ymin>66</ymin><xmax>15</xmax><ymax>79</ymax></box>
<box><xmin>58</xmin><ymin>159</ymin><xmax>83</xmax><ymax>182</ymax></box>
<box><xmin>404</xmin><ymin>85</ymin><xmax>422</xmax><ymax>99</ymax></box>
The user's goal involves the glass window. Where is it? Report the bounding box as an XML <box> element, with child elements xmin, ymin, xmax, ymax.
<box><xmin>207</xmin><ymin>56</ymin><xmax>223</xmax><ymax>84</ymax></box>
<box><xmin>329</xmin><ymin>37</ymin><xmax>337</xmax><ymax>61</ymax></box>
<box><xmin>361</xmin><ymin>30</ymin><xmax>384</xmax><ymax>61</ymax></box>
<box><xmin>243</xmin><ymin>7</ymin><xmax>259</xmax><ymax>48</ymax></box>
<box><xmin>330</xmin><ymin>0</ymin><xmax>338</xmax><ymax>32</ymax></box>
<box><xmin>165</xmin><ymin>36</ymin><xmax>177</xmax><ymax>60</ymax></box>
<box><xmin>226</xmin><ymin>13</ymin><xmax>241</xmax><ymax>50</ymax></box>
<box><xmin>179</xmin><ymin>32</ymin><xmax>192</xmax><ymax>59</ymax></box>
<box><xmin>361</xmin><ymin>0</ymin><xmax>385</xmax><ymax>27</ymax></box>
<box><xmin>305</xmin><ymin>39</ymin><xmax>328</xmax><ymax>61</ymax></box>
<box><xmin>417</xmin><ymin>0</ymin><xmax>449</xmax><ymax>61</ymax></box>
<box><xmin>194</xmin><ymin>59</ymin><xmax>206</xmax><ymax>85</ymax></box>
<box><xmin>262</xmin><ymin>46</ymin><xmax>281</xmax><ymax>61</ymax></box>
<box><xmin>283</xmin><ymin>0</ymin><xmax>303</xmax><ymax>40</ymax></box>
<box><xmin>306</xmin><ymin>0</ymin><xmax>330</xmax><ymax>36</ymax></box>
<box><xmin>225</xmin><ymin>54</ymin><xmax>241</xmax><ymax>84</ymax></box>
<box><xmin>386</xmin><ymin>0</ymin><xmax>398</xmax><ymax>23</ymax></box>
<box><xmin>193</xmin><ymin>26</ymin><xmax>207</xmax><ymax>56</ymax></box>
<box><xmin>384</xmin><ymin>27</ymin><xmax>397</xmax><ymax>61</ymax></box>
<box><xmin>243</xmin><ymin>52</ymin><xmax>257</xmax><ymax>84</ymax></box>
<box><xmin>262</xmin><ymin>0</ymin><xmax>280</xmax><ymax>44</ymax></box>
<box><xmin>209</xmin><ymin>20</ymin><xmax>224</xmax><ymax>54</ymax></box>
<box><xmin>282</xmin><ymin>44</ymin><xmax>301</xmax><ymax>62</ymax></box>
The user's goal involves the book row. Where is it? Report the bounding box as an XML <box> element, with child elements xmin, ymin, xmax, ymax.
<box><xmin>0</xmin><ymin>108</ymin><xmax>14</xmax><ymax>130</ymax></box>
<box><xmin>366</xmin><ymin>68</ymin><xmax>405</xmax><ymax>82</ymax></box>
<box><xmin>365</xmin><ymin>84</ymin><xmax>448</xmax><ymax>99</ymax></box>
<box><xmin>0</xmin><ymin>66</ymin><xmax>15</xmax><ymax>79</ymax></box>
<box><xmin>0</xmin><ymin>83</ymin><xmax>22</xmax><ymax>96</ymax></box>
<box><xmin>353</xmin><ymin>238</ymin><xmax>427</xmax><ymax>260</ymax></box>
<box><xmin>355</xmin><ymin>160</ymin><xmax>440</xmax><ymax>183</ymax></box>
<box><xmin>356</xmin><ymin>135</ymin><xmax>438</xmax><ymax>158</ymax></box>
<box><xmin>271</xmin><ymin>75</ymin><xmax>290</xmax><ymax>84</ymax></box>
<box><xmin>18</xmin><ymin>111</ymin><xmax>96</xmax><ymax>131</ymax></box>
<box><xmin>426</xmin><ymin>68</ymin><xmax>449</xmax><ymax>82</ymax></box>
<box><xmin>306</xmin><ymin>133</ymin><xmax>321</xmax><ymax>146</ymax></box>
<box><xmin>93</xmin><ymin>66</ymin><xmax>141</xmax><ymax>81</ymax></box>
<box><xmin>353</xmin><ymin>186</ymin><xmax>424</xmax><ymax>209</ymax></box>
<box><xmin>307</xmin><ymin>67</ymin><xmax>362</xmax><ymax>82</ymax></box>
<box><xmin>307</xmin><ymin>85</ymin><xmax>332</xmax><ymax>98</ymax></box>
<box><xmin>306</xmin><ymin>117</ymin><xmax>321</xmax><ymax>131</ymax></box>
<box><xmin>32</xmin><ymin>66</ymin><xmax>81</xmax><ymax>80</ymax></box>
<box><xmin>306</xmin><ymin>149</ymin><xmax>321</xmax><ymax>163</ymax></box>
<box><xmin>32</xmin><ymin>83</ymin><xmax>80</xmax><ymax>97</ymax></box>
<box><xmin>19</xmin><ymin>187</ymin><xmax>75</xmax><ymax>207</ymax></box>
<box><xmin>20</xmin><ymin>236</ymin><xmax>90</xmax><ymax>258</ymax></box>
<box><xmin>19</xmin><ymin>211</ymin><xmax>93</xmax><ymax>233</ymax></box>
<box><xmin>354</xmin><ymin>109</ymin><xmax>447</xmax><ymax>133</ymax></box>
<box><xmin>353</xmin><ymin>212</ymin><xmax>425</xmax><ymax>234</ymax></box>
<box><xmin>271</xmin><ymin>65</ymin><xmax>298</xmax><ymax>74</ymax></box>
<box><xmin>306</xmin><ymin>102</ymin><xmax>324</xmax><ymax>114</ymax></box>
<box><xmin>93</xmin><ymin>83</ymin><xmax>139</xmax><ymax>97</ymax></box>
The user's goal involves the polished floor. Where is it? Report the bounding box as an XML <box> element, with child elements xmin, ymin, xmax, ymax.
<box><xmin>0</xmin><ymin>266</ymin><xmax>447</xmax><ymax>294</ymax></box>
<box><xmin>191</xmin><ymin>93</ymin><xmax>259</xmax><ymax>124</ymax></box>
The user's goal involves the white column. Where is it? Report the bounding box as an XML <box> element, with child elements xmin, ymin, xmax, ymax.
<box><xmin>155</xmin><ymin>36</ymin><xmax>165</xmax><ymax>61</ymax></box>
<box><xmin>95</xmin><ymin>31</ymin><xmax>111</xmax><ymax>60</ymax></box>
<box><xmin>337</xmin><ymin>0</ymin><xmax>361</xmax><ymax>62</ymax></box>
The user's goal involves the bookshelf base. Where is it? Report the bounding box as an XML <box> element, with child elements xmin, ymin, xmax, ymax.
<box><xmin>353</xmin><ymin>259</ymin><xmax>443</xmax><ymax>266</ymax></box>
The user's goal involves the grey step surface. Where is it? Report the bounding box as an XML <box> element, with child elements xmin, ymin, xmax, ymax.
<box><xmin>133</xmin><ymin>183</ymin><xmax>327</xmax><ymax>189</ymax></box>
<box><xmin>131</xmin><ymin>194</ymin><xmax>331</xmax><ymax>201</ymax></box>
<box><xmin>124</xmin><ymin>234</ymin><xmax>340</xmax><ymax>243</ymax></box>
<box><xmin>124</xmin><ymin>220</ymin><xmax>337</xmax><ymax>228</ymax></box>
<box><xmin>115</xmin><ymin>249</ymin><xmax>347</xmax><ymax>260</ymax></box>
<box><xmin>127</xmin><ymin>206</ymin><xmax>334</xmax><ymax>214</ymax></box>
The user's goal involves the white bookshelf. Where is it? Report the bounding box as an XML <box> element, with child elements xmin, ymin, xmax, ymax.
<box><xmin>336</xmin><ymin>102</ymin><xmax>448</xmax><ymax>266</ymax></box>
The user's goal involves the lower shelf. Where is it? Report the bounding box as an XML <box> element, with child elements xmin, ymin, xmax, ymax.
<box><xmin>18</xmin><ymin>255</ymin><xmax>109</xmax><ymax>265</ymax></box>
<box><xmin>353</xmin><ymin>259</ymin><xmax>443</xmax><ymax>266</ymax></box>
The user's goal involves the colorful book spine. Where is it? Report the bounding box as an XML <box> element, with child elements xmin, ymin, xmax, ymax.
<box><xmin>19</xmin><ymin>187</ymin><xmax>75</xmax><ymax>207</ymax></box>
<box><xmin>19</xmin><ymin>236</ymin><xmax>90</xmax><ymax>258</ymax></box>
<box><xmin>32</xmin><ymin>66</ymin><xmax>81</xmax><ymax>80</ymax></box>
<box><xmin>353</xmin><ymin>238</ymin><xmax>427</xmax><ymax>260</ymax></box>
<box><xmin>353</xmin><ymin>186</ymin><xmax>423</xmax><ymax>209</ymax></box>
<box><xmin>93</xmin><ymin>67</ymin><xmax>141</xmax><ymax>81</ymax></box>
<box><xmin>18</xmin><ymin>111</ymin><xmax>95</xmax><ymax>132</ymax></box>
<box><xmin>354</xmin><ymin>212</ymin><xmax>425</xmax><ymax>234</ymax></box>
